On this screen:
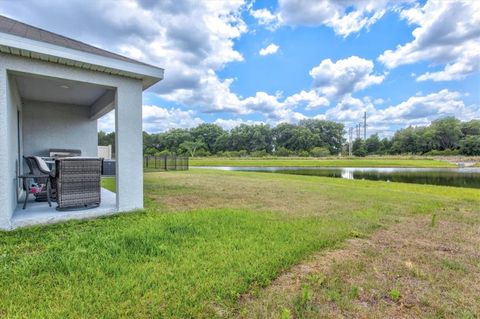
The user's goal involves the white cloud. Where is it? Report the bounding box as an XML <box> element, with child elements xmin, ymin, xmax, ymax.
<box><xmin>98</xmin><ymin>111</ymin><xmax>115</xmax><ymax>133</ymax></box>
<box><xmin>378</xmin><ymin>0</ymin><xmax>480</xmax><ymax>81</ymax></box>
<box><xmin>322</xmin><ymin>90</ymin><xmax>479</xmax><ymax>136</ymax></box>
<box><xmin>276</xmin><ymin>0</ymin><xmax>397</xmax><ymax>37</ymax></box>
<box><xmin>268</xmin><ymin>108</ymin><xmax>307</xmax><ymax>125</ymax></box>
<box><xmin>309</xmin><ymin>56</ymin><xmax>384</xmax><ymax>100</ymax></box>
<box><xmin>249</xmin><ymin>1</ymin><xmax>408</xmax><ymax>37</ymax></box>
<box><xmin>98</xmin><ymin>105</ymin><xmax>204</xmax><ymax>133</ymax></box>
<box><xmin>178</xmin><ymin>55</ymin><xmax>384</xmax><ymax>119</ymax></box>
<box><xmin>0</xmin><ymin>0</ymin><xmax>248</xmax><ymax>108</ymax></box>
<box><xmin>372</xmin><ymin>89</ymin><xmax>479</xmax><ymax>125</ymax></box>
<box><xmin>142</xmin><ymin>105</ymin><xmax>203</xmax><ymax>133</ymax></box>
<box><xmin>325</xmin><ymin>95</ymin><xmax>375</xmax><ymax>123</ymax></box>
<box><xmin>284</xmin><ymin>90</ymin><xmax>330</xmax><ymax>110</ymax></box>
<box><xmin>259</xmin><ymin>43</ymin><xmax>280</xmax><ymax>56</ymax></box>
<box><xmin>250</xmin><ymin>8</ymin><xmax>279</xmax><ymax>30</ymax></box>
<box><xmin>214</xmin><ymin>118</ymin><xmax>265</xmax><ymax>131</ymax></box>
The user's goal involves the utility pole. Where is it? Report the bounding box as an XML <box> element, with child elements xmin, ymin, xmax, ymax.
<box><xmin>348</xmin><ymin>127</ymin><xmax>353</xmax><ymax>156</ymax></box>
<box><xmin>363</xmin><ymin>111</ymin><xmax>367</xmax><ymax>140</ymax></box>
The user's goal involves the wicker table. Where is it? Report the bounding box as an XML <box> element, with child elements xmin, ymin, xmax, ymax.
<box><xmin>55</xmin><ymin>158</ymin><xmax>102</xmax><ymax>210</ymax></box>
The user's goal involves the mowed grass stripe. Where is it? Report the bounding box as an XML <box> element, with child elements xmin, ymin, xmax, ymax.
<box><xmin>189</xmin><ymin>157</ymin><xmax>456</xmax><ymax>168</ymax></box>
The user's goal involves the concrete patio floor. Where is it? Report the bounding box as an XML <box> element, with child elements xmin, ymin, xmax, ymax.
<box><xmin>12</xmin><ymin>188</ymin><xmax>117</xmax><ymax>229</ymax></box>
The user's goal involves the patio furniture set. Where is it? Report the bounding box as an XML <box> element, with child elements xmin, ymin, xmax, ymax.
<box><xmin>19</xmin><ymin>153</ymin><xmax>103</xmax><ymax>211</ymax></box>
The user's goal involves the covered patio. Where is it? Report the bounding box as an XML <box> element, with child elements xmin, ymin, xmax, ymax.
<box><xmin>0</xmin><ymin>15</ymin><xmax>163</xmax><ymax>230</ymax></box>
<box><xmin>12</xmin><ymin>188</ymin><xmax>117</xmax><ymax>228</ymax></box>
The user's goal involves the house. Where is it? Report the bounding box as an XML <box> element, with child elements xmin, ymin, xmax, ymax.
<box><xmin>0</xmin><ymin>15</ymin><xmax>164</xmax><ymax>230</ymax></box>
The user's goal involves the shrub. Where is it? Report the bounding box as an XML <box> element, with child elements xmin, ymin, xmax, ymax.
<box><xmin>310</xmin><ymin>147</ymin><xmax>331</xmax><ymax>157</ymax></box>
<box><xmin>155</xmin><ymin>150</ymin><xmax>173</xmax><ymax>156</ymax></box>
<box><xmin>352</xmin><ymin>139</ymin><xmax>367</xmax><ymax>157</ymax></box>
<box><xmin>296</xmin><ymin>150</ymin><xmax>311</xmax><ymax>157</ymax></box>
<box><xmin>238</xmin><ymin>150</ymin><xmax>249</xmax><ymax>157</ymax></box>
<box><xmin>144</xmin><ymin>147</ymin><xmax>158</xmax><ymax>156</ymax></box>
<box><xmin>216</xmin><ymin>150</ymin><xmax>249</xmax><ymax>157</ymax></box>
<box><xmin>251</xmin><ymin>150</ymin><xmax>269</xmax><ymax>157</ymax></box>
<box><xmin>275</xmin><ymin>147</ymin><xmax>293</xmax><ymax>157</ymax></box>
<box><xmin>194</xmin><ymin>149</ymin><xmax>211</xmax><ymax>157</ymax></box>
<box><xmin>424</xmin><ymin>149</ymin><xmax>460</xmax><ymax>156</ymax></box>
<box><xmin>459</xmin><ymin>136</ymin><xmax>480</xmax><ymax>156</ymax></box>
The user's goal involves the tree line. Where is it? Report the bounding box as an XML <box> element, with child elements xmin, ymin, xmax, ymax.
<box><xmin>98</xmin><ymin>117</ymin><xmax>480</xmax><ymax>157</ymax></box>
<box><xmin>352</xmin><ymin>117</ymin><xmax>480</xmax><ymax>156</ymax></box>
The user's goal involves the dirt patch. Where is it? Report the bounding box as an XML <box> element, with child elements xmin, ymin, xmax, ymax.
<box><xmin>237</xmin><ymin>213</ymin><xmax>480</xmax><ymax>318</ymax></box>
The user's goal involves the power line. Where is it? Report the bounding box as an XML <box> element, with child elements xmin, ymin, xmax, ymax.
<box><xmin>363</xmin><ymin>111</ymin><xmax>367</xmax><ymax>140</ymax></box>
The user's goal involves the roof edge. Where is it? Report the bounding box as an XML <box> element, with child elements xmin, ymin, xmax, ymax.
<box><xmin>0</xmin><ymin>31</ymin><xmax>164</xmax><ymax>89</ymax></box>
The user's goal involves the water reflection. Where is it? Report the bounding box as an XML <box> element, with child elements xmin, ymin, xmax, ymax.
<box><xmin>196</xmin><ymin>166</ymin><xmax>480</xmax><ymax>189</ymax></box>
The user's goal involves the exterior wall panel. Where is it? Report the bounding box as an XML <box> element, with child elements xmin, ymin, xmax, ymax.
<box><xmin>22</xmin><ymin>100</ymin><xmax>97</xmax><ymax>157</ymax></box>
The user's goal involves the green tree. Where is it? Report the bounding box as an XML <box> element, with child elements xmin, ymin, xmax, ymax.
<box><xmin>180</xmin><ymin>140</ymin><xmax>206</xmax><ymax>157</ymax></box>
<box><xmin>98</xmin><ymin>131</ymin><xmax>116</xmax><ymax>154</ymax></box>
<box><xmin>459</xmin><ymin>136</ymin><xmax>480</xmax><ymax>155</ymax></box>
<box><xmin>213</xmin><ymin>133</ymin><xmax>231</xmax><ymax>153</ymax></box>
<box><xmin>191</xmin><ymin>124</ymin><xmax>225</xmax><ymax>154</ymax></box>
<box><xmin>272</xmin><ymin>123</ymin><xmax>296</xmax><ymax>150</ymax></box>
<box><xmin>352</xmin><ymin>138</ymin><xmax>367</xmax><ymax>157</ymax></box>
<box><xmin>390</xmin><ymin>126</ymin><xmax>418</xmax><ymax>154</ymax></box>
<box><xmin>229</xmin><ymin>124</ymin><xmax>273</xmax><ymax>153</ymax></box>
<box><xmin>299</xmin><ymin>119</ymin><xmax>345</xmax><ymax>154</ymax></box>
<box><xmin>286</xmin><ymin>127</ymin><xmax>317</xmax><ymax>152</ymax></box>
<box><xmin>431</xmin><ymin>117</ymin><xmax>462</xmax><ymax>150</ymax></box>
<box><xmin>379</xmin><ymin>138</ymin><xmax>392</xmax><ymax>154</ymax></box>
<box><xmin>415</xmin><ymin>127</ymin><xmax>437</xmax><ymax>154</ymax></box>
<box><xmin>161</xmin><ymin>129</ymin><xmax>192</xmax><ymax>153</ymax></box>
<box><xmin>365</xmin><ymin>134</ymin><xmax>381</xmax><ymax>154</ymax></box>
<box><xmin>461</xmin><ymin>120</ymin><xmax>480</xmax><ymax>136</ymax></box>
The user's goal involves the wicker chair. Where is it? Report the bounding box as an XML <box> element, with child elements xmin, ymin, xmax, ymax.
<box><xmin>23</xmin><ymin>156</ymin><xmax>55</xmax><ymax>204</ymax></box>
<box><xmin>54</xmin><ymin>157</ymin><xmax>103</xmax><ymax>210</ymax></box>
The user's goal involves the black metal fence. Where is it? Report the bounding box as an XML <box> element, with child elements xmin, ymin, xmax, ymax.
<box><xmin>144</xmin><ymin>155</ymin><xmax>189</xmax><ymax>170</ymax></box>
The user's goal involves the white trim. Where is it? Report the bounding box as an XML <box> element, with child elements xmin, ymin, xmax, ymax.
<box><xmin>0</xmin><ymin>32</ymin><xmax>164</xmax><ymax>89</ymax></box>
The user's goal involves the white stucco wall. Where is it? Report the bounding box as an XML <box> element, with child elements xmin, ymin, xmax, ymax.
<box><xmin>0</xmin><ymin>53</ymin><xmax>145</xmax><ymax>230</ymax></box>
<box><xmin>0</xmin><ymin>65</ymin><xmax>8</xmax><ymax>228</ymax></box>
<box><xmin>0</xmin><ymin>67</ymin><xmax>19</xmax><ymax>228</ymax></box>
<box><xmin>22</xmin><ymin>100</ymin><xmax>97</xmax><ymax>157</ymax></box>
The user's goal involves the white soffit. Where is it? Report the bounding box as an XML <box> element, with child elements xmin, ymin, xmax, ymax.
<box><xmin>0</xmin><ymin>32</ymin><xmax>164</xmax><ymax>89</ymax></box>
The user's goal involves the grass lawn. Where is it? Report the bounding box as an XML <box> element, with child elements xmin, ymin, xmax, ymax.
<box><xmin>189</xmin><ymin>157</ymin><xmax>457</xmax><ymax>168</ymax></box>
<box><xmin>1</xmin><ymin>169</ymin><xmax>479</xmax><ymax>318</ymax></box>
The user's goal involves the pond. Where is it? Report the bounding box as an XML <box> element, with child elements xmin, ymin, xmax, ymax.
<box><xmin>196</xmin><ymin>166</ymin><xmax>480</xmax><ymax>189</ymax></box>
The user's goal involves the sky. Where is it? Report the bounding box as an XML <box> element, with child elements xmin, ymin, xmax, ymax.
<box><xmin>1</xmin><ymin>0</ymin><xmax>479</xmax><ymax>137</ymax></box>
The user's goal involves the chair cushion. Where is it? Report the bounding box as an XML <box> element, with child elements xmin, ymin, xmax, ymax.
<box><xmin>33</xmin><ymin>156</ymin><xmax>51</xmax><ymax>174</ymax></box>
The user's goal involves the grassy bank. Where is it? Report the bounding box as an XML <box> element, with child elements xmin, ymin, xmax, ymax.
<box><xmin>190</xmin><ymin>157</ymin><xmax>457</xmax><ymax>168</ymax></box>
<box><xmin>1</xmin><ymin>170</ymin><xmax>479</xmax><ymax>318</ymax></box>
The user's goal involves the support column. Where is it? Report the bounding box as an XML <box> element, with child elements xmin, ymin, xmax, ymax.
<box><xmin>115</xmin><ymin>82</ymin><xmax>144</xmax><ymax>211</ymax></box>
<box><xmin>0</xmin><ymin>67</ymin><xmax>11</xmax><ymax>229</ymax></box>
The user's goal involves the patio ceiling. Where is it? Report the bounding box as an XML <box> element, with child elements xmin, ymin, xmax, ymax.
<box><xmin>16</xmin><ymin>73</ymin><xmax>109</xmax><ymax>106</ymax></box>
